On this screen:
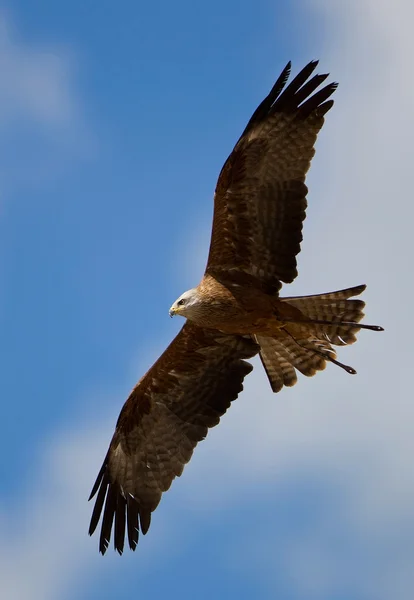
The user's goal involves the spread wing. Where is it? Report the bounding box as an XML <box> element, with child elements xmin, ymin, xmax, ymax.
<box><xmin>205</xmin><ymin>60</ymin><xmax>337</xmax><ymax>294</ymax></box>
<box><xmin>88</xmin><ymin>323</ymin><xmax>258</xmax><ymax>554</ymax></box>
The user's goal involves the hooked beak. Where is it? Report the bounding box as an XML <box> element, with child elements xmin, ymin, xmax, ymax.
<box><xmin>169</xmin><ymin>307</ymin><xmax>176</xmax><ymax>318</ymax></box>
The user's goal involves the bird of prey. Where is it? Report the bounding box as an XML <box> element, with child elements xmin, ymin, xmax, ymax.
<box><xmin>89</xmin><ymin>60</ymin><xmax>383</xmax><ymax>554</ymax></box>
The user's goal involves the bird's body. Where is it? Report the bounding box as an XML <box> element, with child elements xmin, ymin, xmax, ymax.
<box><xmin>173</xmin><ymin>274</ymin><xmax>278</xmax><ymax>334</ymax></box>
<box><xmin>171</xmin><ymin>274</ymin><xmax>307</xmax><ymax>335</ymax></box>
<box><xmin>88</xmin><ymin>60</ymin><xmax>383</xmax><ymax>555</ymax></box>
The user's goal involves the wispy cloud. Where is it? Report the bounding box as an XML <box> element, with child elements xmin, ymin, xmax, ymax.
<box><xmin>161</xmin><ymin>0</ymin><xmax>414</xmax><ymax>596</ymax></box>
<box><xmin>0</xmin><ymin>14</ymin><xmax>74</xmax><ymax>127</ymax></box>
<box><xmin>0</xmin><ymin>11</ymin><xmax>91</xmax><ymax>197</ymax></box>
<box><xmin>205</xmin><ymin>0</ymin><xmax>412</xmax><ymax>595</ymax></box>
<box><xmin>0</xmin><ymin>423</ymin><xmax>104</xmax><ymax>600</ymax></box>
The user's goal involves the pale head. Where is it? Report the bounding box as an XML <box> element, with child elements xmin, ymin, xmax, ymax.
<box><xmin>169</xmin><ymin>288</ymin><xmax>202</xmax><ymax>319</ymax></box>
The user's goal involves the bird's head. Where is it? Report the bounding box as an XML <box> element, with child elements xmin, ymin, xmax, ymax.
<box><xmin>169</xmin><ymin>288</ymin><xmax>201</xmax><ymax>319</ymax></box>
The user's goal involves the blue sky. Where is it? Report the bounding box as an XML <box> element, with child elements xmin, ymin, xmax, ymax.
<box><xmin>0</xmin><ymin>1</ymin><xmax>412</xmax><ymax>599</ymax></box>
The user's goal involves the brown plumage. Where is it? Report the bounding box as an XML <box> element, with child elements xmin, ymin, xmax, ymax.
<box><xmin>89</xmin><ymin>324</ymin><xmax>257</xmax><ymax>554</ymax></box>
<box><xmin>89</xmin><ymin>61</ymin><xmax>383</xmax><ymax>554</ymax></box>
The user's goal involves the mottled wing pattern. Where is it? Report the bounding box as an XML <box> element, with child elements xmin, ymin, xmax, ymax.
<box><xmin>206</xmin><ymin>61</ymin><xmax>337</xmax><ymax>294</ymax></box>
<box><xmin>89</xmin><ymin>322</ymin><xmax>258</xmax><ymax>554</ymax></box>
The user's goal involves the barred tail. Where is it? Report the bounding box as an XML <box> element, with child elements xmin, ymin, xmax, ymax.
<box><xmin>257</xmin><ymin>285</ymin><xmax>383</xmax><ymax>393</ymax></box>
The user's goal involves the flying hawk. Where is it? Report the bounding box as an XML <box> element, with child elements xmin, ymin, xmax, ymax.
<box><xmin>89</xmin><ymin>60</ymin><xmax>383</xmax><ymax>554</ymax></box>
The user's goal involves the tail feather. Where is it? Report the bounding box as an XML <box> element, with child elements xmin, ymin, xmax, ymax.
<box><xmin>284</xmin><ymin>284</ymin><xmax>366</xmax><ymax>302</ymax></box>
<box><xmin>258</xmin><ymin>336</ymin><xmax>298</xmax><ymax>393</ymax></box>
<box><xmin>258</xmin><ymin>285</ymin><xmax>382</xmax><ymax>393</ymax></box>
<box><xmin>258</xmin><ymin>333</ymin><xmax>327</xmax><ymax>393</ymax></box>
<box><xmin>282</xmin><ymin>284</ymin><xmax>366</xmax><ymax>346</ymax></box>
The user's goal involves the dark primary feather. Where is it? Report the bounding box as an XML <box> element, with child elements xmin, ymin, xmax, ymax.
<box><xmin>206</xmin><ymin>61</ymin><xmax>337</xmax><ymax>294</ymax></box>
<box><xmin>89</xmin><ymin>323</ymin><xmax>259</xmax><ymax>554</ymax></box>
<box><xmin>240</xmin><ymin>61</ymin><xmax>293</xmax><ymax>137</ymax></box>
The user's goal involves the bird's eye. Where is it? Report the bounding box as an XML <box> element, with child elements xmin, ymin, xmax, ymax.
<box><xmin>177</xmin><ymin>299</ymin><xmax>185</xmax><ymax>306</ymax></box>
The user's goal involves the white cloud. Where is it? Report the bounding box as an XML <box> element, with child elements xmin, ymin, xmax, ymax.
<box><xmin>163</xmin><ymin>0</ymin><xmax>414</xmax><ymax>595</ymax></box>
<box><xmin>0</xmin><ymin>14</ymin><xmax>74</xmax><ymax>127</ymax></box>
<box><xmin>0</xmin><ymin>424</ymin><xmax>104</xmax><ymax>600</ymax></box>
<box><xmin>0</xmin><ymin>11</ymin><xmax>91</xmax><ymax>198</ymax></box>
<box><xmin>0</xmin><ymin>405</ymin><xmax>184</xmax><ymax>600</ymax></box>
<box><xmin>199</xmin><ymin>0</ymin><xmax>413</xmax><ymax>596</ymax></box>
